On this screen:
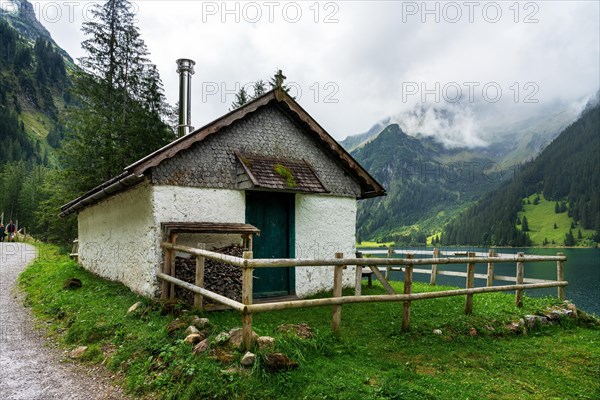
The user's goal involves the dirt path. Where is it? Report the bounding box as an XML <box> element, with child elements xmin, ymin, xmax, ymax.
<box><xmin>0</xmin><ymin>243</ymin><xmax>130</xmax><ymax>400</ymax></box>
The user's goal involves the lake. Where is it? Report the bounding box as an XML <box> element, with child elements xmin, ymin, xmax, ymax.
<box><xmin>360</xmin><ymin>247</ymin><xmax>600</xmax><ymax>316</ymax></box>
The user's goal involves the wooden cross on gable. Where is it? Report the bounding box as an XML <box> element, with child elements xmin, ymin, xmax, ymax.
<box><xmin>274</xmin><ymin>69</ymin><xmax>286</xmax><ymax>88</ymax></box>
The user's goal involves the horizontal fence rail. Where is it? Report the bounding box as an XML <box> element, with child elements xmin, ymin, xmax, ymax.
<box><xmin>157</xmin><ymin>242</ymin><xmax>568</xmax><ymax>350</ymax></box>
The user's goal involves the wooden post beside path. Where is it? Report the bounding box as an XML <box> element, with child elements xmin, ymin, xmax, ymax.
<box><xmin>402</xmin><ymin>254</ymin><xmax>414</xmax><ymax>332</ymax></box>
<box><xmin>242</xmin><ymin>251</ymin><xmax>254</xmax><ymax>350</ymax></box>
<box><xmin>486</xmin><ymin>249</ymin><xmax>496</xmax><ymax>287</ymax></box>
<box><xmin>430</xmin><ymin>248</ymin><xmax>440</xmax><ymax>285</ymax></box>
<box><xmin>515</xmin><ymin>252</ymin><xmax>525</xmax><ymax>307</ymax></box>
<box><xmin>557</xmin><ymin>252</ymin><xmax>565</xmax><ymax>301</ymax></box>
<box><xmin>465</xmin><ymin>252</ymin><xmax>476</xmax><ymax>314</ymax></box>
<box><xmin>332</xmin><ymin>252</ymin><xmax>344</xmax><ymax>336</ymax></box>
<box><xmin>354</xmin><ymin>252</ymin><xmax>363</xmax><ymax>296</ymax></box>
<box><xmin>194</xmin><ymin>243</ymin><xmax>206</xmax><ymax>310</ymax></box>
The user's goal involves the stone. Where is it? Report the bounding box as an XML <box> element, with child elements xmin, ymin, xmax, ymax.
<box><xmin>63</xmin><ymin>278</ymin><xmax>82</xmax><ymax>290</ymax></box>
<box><xmin>228</xmin><ymin>328</ymin><xmax>258</xmax><ymax>349</ymax></box>
<box><xmin>240</xmin><ymin>351</ymin><xmax>256</xmax><ymax>367</ymax></box>
<box><xmin>185</xmin><ymin>325</ymin><xmax>200</xmax><ymax>336</ymax></box>
<box><xmin>276</xmin><ymin>323</ymin><xmax>314</xmax><ymax>339</ymax></box>
<box><xmin>166</xmin><ymin>318</ymin><xmax>187</xmax><ymax>335</ymax></box>
<box><xmin>214</xmin><ymin>331</ymin><xmax>231</xmax><ymax>345</ymax></box>
<box><xmin>193</xmin><ymin>339</ymin><xmax>210</xmax><ymax>355</ymax></box>
<box><xmin>257</xmin><ymin>336</ymin><xmax>276</xmax><ymax>350</ymax></box>
<box><xmin>184</xmin><ymin>333</ymin><xmax>203</xmax><ymax>345</ymax></box>
<box><xmin>210</xmin><ymin>348</ymin><xmax>235</xmax><ymax>364</ymax></box>
<box><xmin>566</xmin><ymin>303</ymin><xmax>578</xmax><ymax>318</ymax></box>
<box><xmin>191</xmin><ymin>316</ymin><xmax>210</xmax><ymax>330</ymax></box>
<box><xmin>432</xmin><ymin>329</ymin><xmax>442</xmax><ymax>335</ymax></box>
<box><xmin>264</xmin><ymin>353</ymin><xmax>299</xmax><ymax>372</ymax></box>
<box><xmin>69</xmin><ymin>346</ymin><xmax>88</xmax><ymax>359</ymax></box>
<box><xmin>507</xmin><ymin>318</ymin><xmax>526</xmax><ymax>334</ymax></box>
<box><xmin>127</xmin><ymin>302</ymin><xmax>142</xmax><ymax>314</ymax></box>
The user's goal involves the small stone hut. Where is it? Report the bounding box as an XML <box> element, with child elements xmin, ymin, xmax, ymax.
<box><xmin>60</xmin><ymin>84</ymin><xmax>385</xmax><ymax>300</ymax></box>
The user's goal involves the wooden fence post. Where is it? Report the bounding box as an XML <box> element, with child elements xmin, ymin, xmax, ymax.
<box><xmin>242</xmin><ymin>251</ymin><xmax>254</xmax><ymax>350</ymax></box>
<box><xmin>385</xmin><ymin>246</ymin><xmax>394</xmax><ymax>279</ymax></box>
<box><xmin>194</xmin><ymin>243</ymin><xmax>206</xmax><ymax>310</ymax></box>
<box><xmin>169</xmin><ymin>233</ymin><xmax>178</xmax><ymax>301</ymax></box>
<box><xmin>556</xmin><ymin>252</ymin><xmax>565</xmax><ymax>301</ymax></box>
<box><xmin>486</xmin><ymin>249</ymin><xmax>496</xmax><ymax>287</ymax></box>
<box><xmin>402</xmin><ymin>254</ymin><xmax>414</xmax><ymax>332</ymax></box>
<box><xmin>430</xmin><ymin>247</ymin><xmax>439</xmax><ymax>285</ymax></box>
<box><xmin>465</xmin><ymin>252</ymin><xmax>476</xmax><ymax>314</ymax></box>
<box><xmin>515</xmin><ymin>252</ymin><xmax>525</xmax><ymax>307</ymax></box>
<box><xmin>332</xmin><ymin>252</ymin><xmax>344</xmax><ymax>336</ymax></box>
<box><xmin>354</xmin><ymin>252</ymin><xmax>363</xmax><ymax>296</ymax></box>
<box><xmin>161</xmin><ymin>246</ymin><xmax>171</xmax><ymax>301</ymax></box>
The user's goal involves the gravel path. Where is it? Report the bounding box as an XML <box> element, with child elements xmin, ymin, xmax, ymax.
<box><xmin>0</xmin><ymin>243</ymin><xmax>130</xmax><ymax>400</ymax></box>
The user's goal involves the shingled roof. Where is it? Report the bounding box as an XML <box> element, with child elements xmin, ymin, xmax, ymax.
<box><xmin>60</xmin><ymin>88</ymin><xmax>386</xmax><ymax>216</ymax></box>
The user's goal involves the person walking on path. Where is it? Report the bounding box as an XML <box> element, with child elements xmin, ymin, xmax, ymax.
<box><xmin>0</xmin><ymin>224</ymin><xmax>5</xmax><ymax>242</ymax></box>
<box><xmin>6</xmin><ymin>220</ymin><xmax>16</xmax><ymax>242</ymax></box>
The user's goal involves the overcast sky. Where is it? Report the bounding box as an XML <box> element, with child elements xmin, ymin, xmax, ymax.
<box><xmin>21</xmin><ymin>0</ymin><xmax>600</xmax><ymax>141</ymax></box>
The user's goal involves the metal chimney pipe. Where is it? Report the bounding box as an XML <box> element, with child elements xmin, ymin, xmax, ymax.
<box><xmin>176</xmin><ymin>58</ymin><xmax>195</xmax><ymax>137</ymax></box>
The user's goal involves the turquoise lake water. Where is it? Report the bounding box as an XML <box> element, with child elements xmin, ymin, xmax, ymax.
<box><xmin>362</xmin><ymin>247</ymin><xmax>600</xmax><ymax>316</ymax></box>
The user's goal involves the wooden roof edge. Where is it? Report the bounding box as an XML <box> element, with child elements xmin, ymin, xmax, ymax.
<box><xmin>59</xmin><ymin>173</ymin><xmax>146</xmax><ymax>217</ymax></box>
<box><xmin>234</xmin><ymin>151</ymin><xmax>262</xmax><ymax>187</ymax></box>
<box><xmin>272</xmin><ymin>94</ymin><xmax>386</xmax><ymax>198</ymax></box>
<box><xmin>126</xmin><ymin>87</ymin><xmax>385</xmax><ymax>198</ymax></box>
<box><xmin>127</xmin><ymin>90</ymin><xmax>279</xmax><ymax>176</ymax></box>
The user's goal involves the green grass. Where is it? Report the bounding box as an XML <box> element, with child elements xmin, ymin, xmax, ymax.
<box><xmin>357</xmin><ymin>241</ymin><xmax>395</xmax><ymax>248</ymax></box>
<box><xmin>20</xmin><ymin>110</ymin><xmax>52</xmax><ymax>139</ymax></box>
<box><xmin>518</xmin><ymin>194</ymin><xmax>595</xmax><ymax>246</ymax></box>
<box><xmin>19</xmin><ymin>244</ymin><xmax>600</xmax><ymax>399</ymax></box>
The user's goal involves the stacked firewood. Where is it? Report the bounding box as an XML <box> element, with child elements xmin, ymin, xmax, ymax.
<box><xmin>174</xmin><ymin>244</ymin><xmax>243</xmax><ymax>305</ymax></box>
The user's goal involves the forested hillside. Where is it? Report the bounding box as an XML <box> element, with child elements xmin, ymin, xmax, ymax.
<box><xmin>0</xmin><ymin>19</ymin><xmax>69</xmax><ymax>164</ymax></box>
<box><xmin>0</xmin><ymin>0</ymin><xmax>174</xmax><ymax>244</ymax></box>
<box><xmin>352</xmin><ymin>124</ymin><xmax>501</xmax><ymax>244</ymax></box>
<box><xmin>0</xmin><ymin>17</ymin><xmax>72</xmax><ymax>231</ymax></box>
<box><xmin>443</xmin><ymin>102</ymin><xmax>600</xmax><ymax>246</ymax></box>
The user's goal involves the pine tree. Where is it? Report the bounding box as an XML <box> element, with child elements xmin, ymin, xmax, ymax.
<box><xmin>577</xmin><ymin>229</ymin><xmax>583</xmax><ymax>239</ymax></box>
<box><xmin>564</xmin><ymin>230</ymin><xmax>575</xmax><ymax>246</ymax></box>
<box><xmin>62</xmin><ymin>0</ymin><xmax>173</xmax><ymax>193</ymax></box>
<box><xmin>253</xmin><ymin>80</ymin><xmax>266</xmax><ymax>98</ymax></box>
<box><xmin>521</xmin><ymin>216</ymin><xmax>529</xmax><ymax>232</ymax></box>
<box><xmin>230</xmin><ymin>87</ymin><xmax>249</xmax><ymax>110</ymax></box>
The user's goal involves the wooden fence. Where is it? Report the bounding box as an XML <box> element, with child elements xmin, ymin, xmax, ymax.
<box><xmin>158</xmin><ymin>243</ymin><xmax>567</xmax><ymax>350</ymax></box>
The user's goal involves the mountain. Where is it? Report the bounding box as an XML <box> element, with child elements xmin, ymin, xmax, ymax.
<box><xmin>352</xmin><ymin>124</ymin><xmax>501</xmax><ymax>244</ymax></box>
<box><xmin>442</xmin><ymin>101</ymin><xmax>600</xmax><ymax>246</ymax></box>
<box><xmin>344</xmin><ymin>98</ymin><xmax>589</xmax><ymax>244</ymax></box>
<box><xmin>0</xmin><ymin>0</ymin><xmax>71</xmax><ymax>61</ymax></box>
<box><xmin>0</xmin><ymin>10</ymin><xmax>72</xmax><ymax>165</ymax></box>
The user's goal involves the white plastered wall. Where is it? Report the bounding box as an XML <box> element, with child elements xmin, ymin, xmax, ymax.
<box><xmin>294</xmin><ymin>194</ymin><xmax>357</xmax><ymax>297</ymax></box>
<box><xmin>151</xmin><ymin>185</ymin><xmax>246</xmax><ymax>281</ymax></box>
<box><xmin>78</xmin><ymin>184</ymin><xmax>357</xmax><ymax>299</ymax></box>
<box><xmin>78</xmin><ymin>182</ymin><xmax>157</xmax><ymax>296</ymax></box>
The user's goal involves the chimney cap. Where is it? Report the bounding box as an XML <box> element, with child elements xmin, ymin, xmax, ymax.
<box><xmin>176</xmin><ymin>58</ymin><xmax>195</xmax><ymax>74</ymax></box>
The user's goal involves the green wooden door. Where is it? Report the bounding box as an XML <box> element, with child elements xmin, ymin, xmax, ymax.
<box><xmin>245</xmin><ymin>191</ymin><xmax>295</xmax><ymax>298</ymax></box>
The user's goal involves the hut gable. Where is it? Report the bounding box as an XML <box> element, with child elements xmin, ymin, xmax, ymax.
<box><xmin>150</xmin><ymin>104</ymin><xmax>361</xmax><ymax>197</ymax></box>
